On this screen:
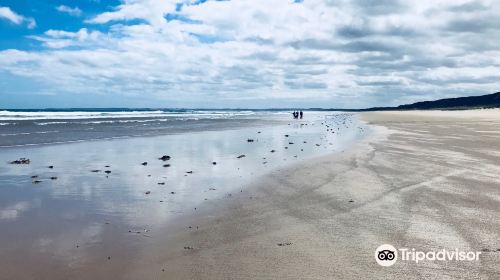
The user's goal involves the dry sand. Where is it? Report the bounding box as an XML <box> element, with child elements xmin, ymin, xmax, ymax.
<box><xmin>126</xmin><ymin>110</ymin><xmax>500</xmax><ymax>280</ymax></box>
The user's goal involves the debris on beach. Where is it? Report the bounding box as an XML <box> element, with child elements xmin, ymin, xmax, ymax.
<box><xmin>186</xmin><ymin>171</ymin><xmax>193</xmax><ymax>174</ymax></box>
<box><xmin>208</xmin><ymin>187</ymin><xmax>216</xmax><ymax>190</ymax></box>
<box><xmin>141</xmin><ymin>162</ymin><xmax>148</xmax><ymax>166</ymax></box>
<box><xmin>270</xmin><ymin>150</ymin><xmax>276</xmax><ymax>153</ymax></box>
<box><xmin>163</xmin><ymin>164</ymin><xmax>171</xmax><ymax>167</ymax></box>
<box><xmin>50</xmin><ymin>176</ymin><xmax>58</xmax><ymax>180</ymax></box>
<box><xmin>31</xmin><ymin>175</ymin><xmax>38</xmax><ymax>178</ymax></box>
<box><xmin>48</xmin><ymin>165</ymin><xmax>54</xmax><ymax>169</ymax></box>
<box><xmin>247</xmin><ymin>139</ymin><xmax>254</xmax><ymax>142</ymax></box>
<box><xmin>277</xmin><ymin>242</ymin><xmax>293</xmax><ymax>246</ymax></box>
<box><xmin>158</xmin><ymin>182</ymin><xmax>165</xmax><ymax>185</ymax></box>
<box><xmin>9</xmin><ymin>158</ymin><xmax>30</xmax><ymax>164</ymax></box>
<box><xmin>348</xmin><ymin>199</ymin><xmax>354</xmax><ymax>203</ymax></box>
<box><xmin>212</xmin><ymin>161</ymin><xmax>217</xmax><ymax>165</ymax></box>
<box><xmin>183</xmin><ymin>246</ymin><xmax>193</xmax><ymax>250</ymax></box>
<box><xmin>104</xmin><ymin>170</ymin><xmax>111</xmax><ymax>174</ymax></box>
<box><xmin>170</xmin><ymin>191</ymin><xmax>176</xmax><ymax>194</ymax></box>
<box><xmin>145</xmin><ymin>191</ymin><xmax>151</xmax><ymax>195</ymax></box>
<box><xmin>159</xmin><ymin>155</ymin><xmax>171</xmax><ymax>161</ymax></box>
<box><xmin>91</xmin><ymin>169</ymin><xmax>101</xmax><ymax>173</ymax></box>
<box><xmin>32</xmin><ymin>180</ymin><xmax>42</xmax><ymax>184</ymax></box>
<box><xmin>237</xmin><ymin>154</ymin><xmax>246</xmax><ymax>159</ymax></box>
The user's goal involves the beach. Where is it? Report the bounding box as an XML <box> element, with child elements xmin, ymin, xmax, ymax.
<box><xmin>122</xmin><ymin>109</ymin><xmax>500</xmax><ymax>279</ymax></box>
<box><xmin>1</xmin><ymin>109</ymin><xmax>499</xmax><ymax>279</ymax></box>
<box><xmin>0</xmin><ymin>110</ymin><xmax>363</xmax><ymax>279</ymax></box>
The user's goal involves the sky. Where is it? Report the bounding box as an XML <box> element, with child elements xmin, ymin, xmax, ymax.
<box><xmin>0</xmin><ymin>0</ymin><xmax>499</xmax><ymax>109</ymax></box>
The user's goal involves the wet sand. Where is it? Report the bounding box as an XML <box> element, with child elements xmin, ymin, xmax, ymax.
<box><xmin>0</xmin><ymin>112</ymin><xmax>365</xmax><ymax>280</ymax></box>
<box><xmin>128</xmin><ymin>110</ymin><xmax>500</xmax><ymax>279</ymax></box>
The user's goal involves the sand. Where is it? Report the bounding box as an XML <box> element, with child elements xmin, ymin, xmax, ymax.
<box><xmin>125</xmin><ymin>109</ymin><xmax>500</xmax><ymax>279</ymax></box>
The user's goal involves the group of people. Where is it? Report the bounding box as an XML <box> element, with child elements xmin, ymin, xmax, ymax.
<box><xmin>292</xmin><ymin>110</ymin><xmax>304</xmax><ymax>119</ymax></box>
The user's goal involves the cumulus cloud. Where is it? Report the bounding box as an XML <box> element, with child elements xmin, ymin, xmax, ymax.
<box><xmin>1</xmin><ymin>0</ymin><xmax>500</xmax><ymax>108</ymax></box>
<box><xmin>56</xmin><ymin>5</ymin><xmax>83</xmax><ymax>17</ymax></box>
<box><xmin>0</xmin><ymin>6</ymin><xmax>36</xmax><ymax>29</ymax></box>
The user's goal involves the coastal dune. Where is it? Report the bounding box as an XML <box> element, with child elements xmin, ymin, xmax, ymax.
<box><xmin>127</xmin><ymin>110</ymin><xmax>500</xmax><ymax>279</ymax></box>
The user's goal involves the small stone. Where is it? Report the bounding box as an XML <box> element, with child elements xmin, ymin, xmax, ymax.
<box><xmin>141</xmin><ymin>162</ymin><xmax>148</xmax><ymax>166</ymax></box>
<box><xmin>212</xmin><ymin>162</ymin><xmax>217</xmax><ymax>165</ymax></box>
<box><xmin>48</xmin><ymin>165</ymin><xmax>54</xmax><ymax>169</ymax></box>
<box><xmin>159</xmin><ymin>155</ymin><xmax>171</xmax><ymax>161</ymax></box>
<box><xmin>145</xmin><ymin>191</ymin><xmax>151</xmax><ymax>195</ymax></box>
<box><xmin>10</xmin><ymin>158</ymin><xmax>31</xmax><ymax>164</ymax></box>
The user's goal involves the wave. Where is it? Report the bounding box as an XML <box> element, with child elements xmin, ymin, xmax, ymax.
<box><xmin>0</xmin><ymin>110</ymin><xmax>256</xmax><ymax>121</ymax></box>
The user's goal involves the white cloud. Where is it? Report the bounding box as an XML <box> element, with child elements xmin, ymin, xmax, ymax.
<box><xmin>1</xmin><ymin>0</ymin><xmax>500</xmax><ymax>107</ymax></box>
<box><xmin>0</xmin><ymin>6</ymin><xmax>36</xmax><ymax>29</ymax></box>
<box><xmin>56</xmin><ymin>5</ymin><xmax>83</xmax><ymax>17</ymax></box>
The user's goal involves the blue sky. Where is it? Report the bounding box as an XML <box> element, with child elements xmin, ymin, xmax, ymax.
<box><xmin>1</xmin><ymin>0</ymin><xmax>499</xmax><ymax>109</ymax></box>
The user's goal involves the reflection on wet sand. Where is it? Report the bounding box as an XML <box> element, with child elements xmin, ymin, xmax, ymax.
<box><xmin>0</xmin><ymin>113</ymin><xmax>364</xmax><ymax>279</ymax></box>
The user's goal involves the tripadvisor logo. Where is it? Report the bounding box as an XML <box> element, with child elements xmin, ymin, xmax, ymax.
<box><xmin>375</xmin><ymin>244</ymin><xmax>481</xmax><ymax>267</ymax></box>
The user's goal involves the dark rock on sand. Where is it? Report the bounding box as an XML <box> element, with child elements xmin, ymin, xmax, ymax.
<box><xmin>212</xmin><ymin>162</ymin><xmax>217</xmax><ymax>165</ymax></box>
<box><xmin>163</xmin><ymin>164</ymin><xmax>171</xmax><ymax>167</ymax></box>
<box><xmin>145</xmin><ymin>191</ymin><xmax>151</xmax><ymax>195</ymax></box>
<box><xmin>141</xmin><ymin>162</ymin><xmax>148</xmax><ymax>166</ymax></box>
<box><xmin>159</xmin><ymin>155</ymin><xmax>171</xmax><ymax>161</ymax></box>
<box><xmin>158</xmin><ymin>182</ymin><xmax>165</xmax><ymax>185</ymax></box>
<box><xmin>104</xmin><ymin>170</ymin><xmax>111</xmax><ymax>174</ymax></box>
<box><xmin>186</xmin><ymin>171</ymin><xmax>193</xmax><ymax>174</ymax></box>
<box><xmin>247</xmin><ymin>139</ymin><xmax>254</xmax><ymax>142</ymax></box>
<box><xmin>10</xmin><ymin>158</ymin><xmax>31</xmax><ymax>164</ymax></box>
<box><xmin>270</xmin><ymin>150</ymin><xmax>276</xmax><ymax>153</ymax></box>
<box><xmin>50</xmin><ymin>177</ymin><xmax>58</xmax><ymax>180</ymax></box>
<box><xmin>237</xmin><ymin>155</ymin><xmax>246</xmax><ymax>159</ymax></box>
<box><xmin>48</xmin><ymin>166</ymin><xmax>54</xmax><ymax>169</ymax></box>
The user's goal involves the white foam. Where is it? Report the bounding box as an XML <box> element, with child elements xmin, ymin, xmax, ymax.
<box><xmin>0</xmin><ymin>110</ymin><xmax>256</xmax><ymax>121</ymax></box>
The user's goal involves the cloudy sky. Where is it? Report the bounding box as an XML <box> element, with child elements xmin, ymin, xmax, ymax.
<box><xmin>0</xmin><ymin>0</ymin><xmax>499</xmax><ymax>108</ymax></box>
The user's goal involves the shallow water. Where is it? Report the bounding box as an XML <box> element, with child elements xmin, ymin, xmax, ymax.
<box><xmin>0</xmin><ymin>112</ymin><xmax>366</xmax><ymax>279</ymax></box>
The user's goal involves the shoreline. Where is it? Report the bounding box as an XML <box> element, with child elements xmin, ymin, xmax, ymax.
<box><xmin>124</xmin><ymin>109</ymin><xmax>500</xmax><ymax>279</ymax></box>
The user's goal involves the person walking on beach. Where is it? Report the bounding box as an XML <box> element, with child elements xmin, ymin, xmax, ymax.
<box><xmin>300</xmin><ymin>111</ymin><xmax>303</xmax><ymax>119</ymax></box>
